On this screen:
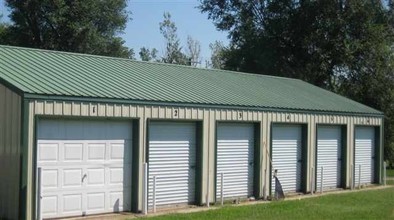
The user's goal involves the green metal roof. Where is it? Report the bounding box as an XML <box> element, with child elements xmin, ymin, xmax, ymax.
<box><xmin>0</xmin><ymin>45</ymin><xmax>382</xmax><ymax>115</ymax></box>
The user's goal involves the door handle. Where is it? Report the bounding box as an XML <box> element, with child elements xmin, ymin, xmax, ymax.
<box><xmin>82</xmin><ymin>174</ymin><xmax>87</xmax><ymax>183</ymax></box>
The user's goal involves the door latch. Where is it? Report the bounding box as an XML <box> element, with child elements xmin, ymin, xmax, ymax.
<box><xmin>82</xmin><ymin>174</ymin><xmax>87</xmax><ymax>183</ymax></box>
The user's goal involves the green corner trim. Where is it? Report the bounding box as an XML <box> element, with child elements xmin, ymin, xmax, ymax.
<box><xmin>195</xmin><ymin>121</ymin><xmax>204</xmax><ymax>205</ymax></box>
<box><xmin>341</xmin><ymin>125</ymin><xmax>348</xmax><ymax>188</ymax></box>
<box><xmin>301</xmin><ymin>124</ymin><xmax>308</xmax><ymax>193</ymax></box>
<box><xmin>18</xmin><ymin>99</ymin><xmax>29</xmax><ymax>220</ymax></box>
<box><xmin>253</xmin><ymin>123</ymin><xmax>262</xmax><ymax>198</ymax></box>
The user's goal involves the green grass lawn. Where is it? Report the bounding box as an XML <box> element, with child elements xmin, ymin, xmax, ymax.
<box><xmin>387</xmin><ymin>169</ymin><xmax>394</xmax><ymax>177</ymax></box>
<box><xmin>148</xmin><ymin>188</ymin><xmax>394</xmax><ymax>220</ymax></box>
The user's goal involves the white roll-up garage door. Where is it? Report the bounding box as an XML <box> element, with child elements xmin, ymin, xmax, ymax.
<box><xmin>355</xmin><ymin>127</ymin><xmax>375</xmax><ymax>185</ymax></box>
<box><xmin>271</xmin><ymin>124</ymin><xmax>302</xmax><ymax>193</ymax></box>
<box><xmin>148</xmin><ymin>122</ymin><xmax>196</xmax><ymax>210</ymax></box>
<box><xmin>216</xmin><ymin>123</ymin><xmax>254</xmax><ymax>200</ymax></box>
<box><xmin>316</xmin><ymin>126</ymin><xmax>342</xmax><ymax>190</ymax></box>
<box><xmin>37</xmin><ymin>120</ymin><xmax>132</xmax><ymax>219</ymax></box>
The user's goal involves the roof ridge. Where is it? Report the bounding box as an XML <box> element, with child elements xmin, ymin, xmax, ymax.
<box><xmin>0</xmin><ymin>44</ymin><xmax>299</xmax><ymax>82</ymax></box>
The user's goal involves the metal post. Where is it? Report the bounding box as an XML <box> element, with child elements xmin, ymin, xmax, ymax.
<box><xmin>142</xmin><ymin>163</ymin><xmax>148</xmax><ymax>215</ymax></box>
<box><xmin>274</xmin><ymin>169</ymin><xmax>278</xmax><ymax>200</ymax></box>
<box><xmin>351</xmin><ymin>164</ymin><xmax>354</xmax><ymax>190</ymax></box>
<box><xmin>320</xmin><ymin>167</ymin><xmax>323</xmax><ymax>194</ymax></box>
<box><xmin>384</xmin><ymin>162</ymin><xmax>387</xmax><ymax>186</ymax></box>
<box><xmin>263</xmin><ymin>169</ymin><xmax>267</xmax><ymax>200</ymax></box>
<box><xmin>37</xmin><ymin>167</ymin><xmax>42</xmax><ymax>220</ymax></box>
<box><xmin>206</xmin><ymin>170</ymin><xmax>210</xmax><ymax>207</ymax></box>
<box><xmin>153</xmin><ymin>176</ymin><xmax>156</xmax><ymax>213</ymax></box>
<box><xmin>358</xmin><ymin>164</ymin><xmax>361</xmax><ymax>189</ymax></box>
<box><xmin>220</xmin><ymin>173</ymin><xmax>224</xmax><ymax>206</ymax></box>
<box><xmin>311</xmin><ymin>167</ymin><xmax>314</xmax><ymax>195</ymax></box>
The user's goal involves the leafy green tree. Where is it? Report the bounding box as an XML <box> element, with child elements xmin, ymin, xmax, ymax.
<box><xmin>186</xmin><ymin>35</ymin><xmax>201</xmax><ymax>67</ymax></box>
<box><xmin>2</xmin><ymin>0</ymin><xmax>134</xmax><ymax>58</ymax></box>
<box><xmin>0</xmin><ymin>15</ymin><xmax>9</xmax><ymax>44</ymax></box>
<box><xmin>159</xmin><ymin>12</ymin><xmax>189</xmax><ymax>65</ymax></box>
<box><xmin>200</xmin><ymin>0</ymin><xmax>394</xmax><ymax>164</ymax></box>
<box><xmin>139</xmin><ymin>47</ymin><xmax>159</xmax><ymax>62</ymax></box>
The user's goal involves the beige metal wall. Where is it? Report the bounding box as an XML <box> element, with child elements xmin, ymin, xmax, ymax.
<box><xmin>0</xmin><ymin>84</ymin><xmax>21</xmax><ymax>220</ymax></box>
<box><xmin>24</xmin><ymin>100</ymin><xmax>382</xmax><ymax>219</ymax></box>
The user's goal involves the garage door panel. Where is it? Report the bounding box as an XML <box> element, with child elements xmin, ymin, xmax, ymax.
<box><xmin>148</xmin><ymin>122</ymin><xmax>196</xmax><ymax>210</ymax></box>
<box><xmin>153</xmin><ymin>196</ymin><xmax>192</xmax><ymax>206</ymax></box>
<box><xmin>42</xmin><ymin>169</ymin><xmax>58</xmax><ymax>188</ymax></box>
<box><xmin>41</xmin><ymin>196</ymin><xmax>58</xmax><ymax>216</ymax></box>
<box><xmin>64</xmin><ymin>143</ymin><xmax>83</xmax><ymax>161</ymax></box>
<box><xmin>39</xmin><ymin>143</ymin><xmax>59</xmax><ymax>162</ymax></box>
<box><xmin>63</xmin><ymin>169</ymin><xmax>83</xmax><ymax>187</ymax></box>
<box><xmin>317</xmin><ymin>126</ymin><xmax>342</xmax><ymax>190</ymax></box>
<box><xmin>109</xmin><ymin>191</ymin><xmax>126</xmax><ymax>211</ymax></box>
<box><xmin>355</xmin><ymin>127</ymin><xmax>375</xmax><ymax>185</ymax></box>
<box><xmin>38</xmin><ymin>120</ymin><xmax>132</xmax><ymax>219</ymax></box>
<box><xmin>87</xmin><ymin>143</ymin><xmax>106</xmax><ymax>160</ymax></box>
<box><xmin>216</xmin><ymin>123</ymin><xmax>254</xmax><ymax>200</ymax></box>
<box><xmin>272</xmin><ymin>125</ymin><xmax>302</xmax><ymax>193</ymax></box>
<box><xmin>86</xmin><ymin>168</ymin><xmax>105</xmax><ymax>186</ymax></box>
<box><xmin>110</xmin><ymin>142</ymin><xmax>125</xmax><ymax>160</ymax></box>
<box><xmin>86</xmin><ymin>192</ymin><xmax>105</xmax><ymax>212</ymax></box>
<box><xmin>109</xmin><ymin>168</ymin><xmax>124</xmax><ymax>185</ymax></box>
<box><xmin>63</xmin><ymin>194</ymin><xmax>82</xmax><ymax>213</ymax></box>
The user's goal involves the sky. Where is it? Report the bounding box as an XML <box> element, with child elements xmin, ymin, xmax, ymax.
<box><xmin>0</xmin><ymin>0</ymin><xmax>230</xmax><ymax>65</ymax></box>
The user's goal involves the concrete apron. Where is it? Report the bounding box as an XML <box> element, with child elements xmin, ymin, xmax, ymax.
<box><xmin>63</xmin><ymin>185</ymin><xmax>393</xmax><ymax>220</ymax></box>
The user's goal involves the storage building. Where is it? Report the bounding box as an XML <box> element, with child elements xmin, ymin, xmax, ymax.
<box><xmin>0</xmin><ymin>45</ymin><xmax>384</xmax><ymax>219</ymax></box>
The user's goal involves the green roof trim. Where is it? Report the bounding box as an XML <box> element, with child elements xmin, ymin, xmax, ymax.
<box><xmin>0</xmin><ymin>45</ymin><xmax>382</xmax><ymax>115</ymax></box>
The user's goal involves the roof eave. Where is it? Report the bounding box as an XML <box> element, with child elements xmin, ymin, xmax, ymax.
<box><xmin>23</xmin><ymin>93</ymin><xmax>384</xmax><ymax>117</ymax></box>
<box><xmin>0</xmin><ymin>77</ymin><xmax>26</xmax><ymax>97</ymax></box>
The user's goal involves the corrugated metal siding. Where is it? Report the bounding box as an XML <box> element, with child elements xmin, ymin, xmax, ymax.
<box><xmin>0</xmin><ymin>45</ymin><xmax>382</xmax><ymax>115</ymax></box>
<box><xmin>0</xmin><ymin>84</ymin><xmax>21</xmax><ymax>220</ymax></box>
<box><xmin>23</xmin><ymin>100</ymin><xmax>383</xmax><ymax>219</ymax></box>
<box><xmin>216</xmin><ymin>123</ymin><xmax>254</xmax><ymax>200</ymax></box>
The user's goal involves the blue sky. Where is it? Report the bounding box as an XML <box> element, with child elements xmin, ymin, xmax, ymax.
<box><xmin>0</xmin><ymin>0</ymin><xmax>229</xmax><ymax>65</ymax></box>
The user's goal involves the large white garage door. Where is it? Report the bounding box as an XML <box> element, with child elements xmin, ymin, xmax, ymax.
<box><xmin>316</xmin><ymin>126</ymin><xmax>342</xmax><ymax>190</ymax></box>
<box><xmin>37</xmin><ymin>120</ymin><xmax>132</xmax><ymax>219</ymax></box>
<box><xmin>216</xmin><ymin>123</ymin><xmax>254</xmax><ymax>200</ymax></box>
<box><xmin>148</xmin><ymin>122</ymin><xmax>196</xmax><ymax>210</ymax></box>
<box><xmin>355</xmin><ymin>127</ymin><xmax>375</xmax><ymax>185</ymax></box>
<box><xmin>272</xmin><ymin>124</ymin><xmax>302</xmax><ymax>193</ymax></box>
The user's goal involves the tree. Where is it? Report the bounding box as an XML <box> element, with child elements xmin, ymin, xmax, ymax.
<box><xmin>200</xmin><ymin>0</ymin><xmax>394</xmax><ymax>164</ymax></box>
<box><xmin>200</xmin><ymin>1</ymin><xmax>349</xmax><ymax>88</ymax></box>
<box><xmin>0</xmin><ymin>15</ymin><xmax>10</xmax><ymax>44</ymax></box>
<box><xmin>209</xmin><ymin>40</ymin><xmax>226</xmax><ymax>69</ymax></box>
<box><xmin>186</xmin><ymin>35</ymin><xmax>201</xmax><ymax>67</ymax></box>
<box><xmin>139</xmin><ymin>47</ymin><xmax>158</xmax><ymax>62</ymax></box>
<box><xmin>159</xmin><ymin>12</ymin><xmax>189</xmax><ymax>65</ymax></box>
<box><xmin>2</xmin><ymin>0</ymin><xmax>134</xmax><ymax>58</ymax></box>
